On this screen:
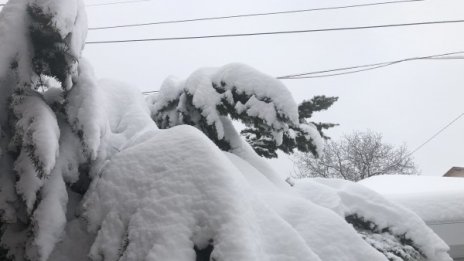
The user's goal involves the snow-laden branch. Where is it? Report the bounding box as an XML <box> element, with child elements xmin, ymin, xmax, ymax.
<box><xmin>149</xmin><ymin>63</ymin><xmax>323</xmax><ymax>158</ymax></box>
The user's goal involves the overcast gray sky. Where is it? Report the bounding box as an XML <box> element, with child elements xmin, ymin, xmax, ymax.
<box><xmin>82</xmin><ymin>0</ymin><xmax>464</xmax><ymax>177</ymax></box>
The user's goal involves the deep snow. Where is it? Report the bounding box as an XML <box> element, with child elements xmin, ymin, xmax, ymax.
<box><xmin>0</xmin><ymin>0</ymin><xmax>454</xmax><ymax>260</ymax></box>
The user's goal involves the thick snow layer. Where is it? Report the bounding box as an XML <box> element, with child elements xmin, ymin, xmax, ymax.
<box><xmin>211</xmin><ymin>63</ymin><xmax>299</xmax><ymax>125</ymax></box>
<box><xmin>226</xmin><ymin>153</ymin><xmax>387</xmax><ymax>261</ymax></box>
<box><xmin>66</xmin><ymin>59</ymin><xmax>106</xmax><ymax>160</ymax></box>
<box><xmin>0</xmin><ymin>0</ymin><xmax>32</xmax><ymax>83</ymax></box>
<box><xmin>13</xmin><ymin>95</ymin><xmax>60</xmax><ymax>176</ymax></box>
<box><xmin>359</xmin><ymin>175</ymin><xmax>464</xmax><ymax>223</ymax></box>
<box><xmin>82</xmin><ymin>126</ymin><xmax>322</xmax><ymax>261</ymax></box>
<box><xmin>299</xmin><ymin>123</ymin><xmax>324</xmax><ymax>155</ymax></box>
<box><xmin>90</xmin><ymin>78</ymin><xmax>158</xmax><ymax>177</ymax></box>
<box><xmin>150</xmin><ymin>63</ymin><xmax>304</xmax><ymax>146</ymax></box>
<box><xmin>295</xmin><ymin>178</ymin><xmax>452</xmax><ymax>261</ymax></box>
<box><xmin>13</xmin><ymin>95</ymin><xmax>60</xmax><ymax>212</ymax></box>
<box><xmin>219</xmin><ymin>116</ymin><xmax>291</xmax><ymax>189</ymax></box>
<box><xmin>27</xmin><ymin>166</ymin><xmax>67</xmax><ymax>261</ymax></box>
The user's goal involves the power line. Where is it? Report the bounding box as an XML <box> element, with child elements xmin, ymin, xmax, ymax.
<box><xmin>141</xmin><ymin>51</ymin><xmax>464</xmax><ymax>94</ymax></box>
<box><xmin>85</xmin><ymin>19</ymin><xmax>464</xmax><ymax>44</ymax></box>
<box><xmin>429</xmin><ymin>56</ymin><xmax>464</xmax><ymax>60</ymax></box>
<box><xmin>88</xmin><ymin>0</ymin><xmax>425</xmax><ymax>30</ymax></box>
<box><xmin>277</xmin><ymin>51</ymin><xmax>464</xmax><ymax>79</ymax></box>
<box><xmin>408</xmin><ymin>112</ymin><xmax>464</xmax><ymax>156</ymax></box>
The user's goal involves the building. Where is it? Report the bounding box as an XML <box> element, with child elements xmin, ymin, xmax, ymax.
<box><xmin>444</xmin><ymin>167</ymin><xmax>464</xmax><ymax>177</ymax></box>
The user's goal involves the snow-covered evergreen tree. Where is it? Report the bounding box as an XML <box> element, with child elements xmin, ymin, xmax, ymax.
<box><xmin>148</xmin><ymin>64</ymin><xmax>326</xmax><ymax>159</ymax></box>
<box><xmin>242</xmin><ymin>95</ymin><xmax>338</xmax><ymax>158</ymax></box>
<box><xmin>0</xmin><ymin>0</ymin><xmax>101</xmax><ymax>260</ymax></box>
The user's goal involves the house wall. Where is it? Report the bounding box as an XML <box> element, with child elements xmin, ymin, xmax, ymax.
<box><xmin>444</xmin><ymin>167</ymin><xmax>464</xmax><ymax>177</ymax></box>
<box><xmin>428</xmin><ymin>221</ymin><xmax>464</xmax><ymax>260</ymax></box>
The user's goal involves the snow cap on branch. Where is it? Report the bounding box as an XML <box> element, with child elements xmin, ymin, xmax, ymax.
<box><xmin>150</xmin><ymin>63</ymin><xmax>324</xmax><ymax>157</ymax></box>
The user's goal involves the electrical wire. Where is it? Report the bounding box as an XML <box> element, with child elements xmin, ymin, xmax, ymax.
<box><xmin>141</xmin><ymin>51</ymin><xmax>464</xmax><ymax>94</ymax></box>
<box><xmin>408</xmin><ymin>112</ymin><xmax>464</xmax><ymax>156</ymax></box>
<box><xmin>88</xmin><ymin>0</ymin><xmax>425</xmax><ymax>30</ymax></box>
<box><xmin>85</xmin><ymin>19</ymin><xmax>464</xmax><ymax>44</ymax></box>
<box><xmin>278</xmin><ymin>51</ymin><xmax>464</xmax><ymax>79</ymax></box>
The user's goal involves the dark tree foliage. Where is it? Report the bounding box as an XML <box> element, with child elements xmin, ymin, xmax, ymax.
<box><xmin>0</xmin><ymin>226</ymin><xmax>12</xmax><ymax>261</ymax></box>
<box><xmin>298</xmin><ymin>96</ymin><xmax>338</xmax><ymax>120</ymax></box>
<box><xmin>194</xmin><ymin>240</ymin><xmax>215</xmax><ymax>261</ymax></box>
<box><xmin>28</xmin><ymin>4</ymin><xmax>78</xmax><ymax>90</ymax></box>
<box><xmin>346</xmin><ymin>214</ymin><xmax>426</xmax><ymax>261</ymax></box>
<box><xmin>242</xmin><ymin>95</ymin><xmax>338</xmax><ymax>158</ymax></box>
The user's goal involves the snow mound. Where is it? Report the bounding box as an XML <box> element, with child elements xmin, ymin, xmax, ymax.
<box><xmin>226</xmin><ymin>153</ymin><xmax>387</xmax><ymax>261</ymax></box>
<box><xmin>83</xmin><ymin>126</ymin><xmax>322</xmax><ymax>261</ymax></box>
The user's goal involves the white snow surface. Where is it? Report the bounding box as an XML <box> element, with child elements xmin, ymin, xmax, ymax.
<box><xmin>66</xmin><ymin>59</ymin><xmax>106</xmax><ymax>160</ymax></box>
<box><xmin>27</xmin><ymin>165</ymin><xmax>67</xmax><ymax>261</ymax></box>
<box><xmin>83</xmin><ymin>126</ymin><xmax>322</xmax><ymax>261</ymax></box>
<box><xmin>299</xmin><ymin>123</ymin><xmax>324</xmax><ymax>155</ymax></box>
<box><xmin>359</xmin><ymin>175</ymin><xmax>464</xmax><ymax>223</ymax></box>
<box><xmin>226</xmin><ymin>153</ymin><xmax>387</xmax><ymax>261</ymax></box>
<box><xmin>13</xmin><ymin>95</ymin><xmax>60</xmax><ymax>212</ymax></box>
<box><xmin>0</xmin><ymin>0</ymin><xmax>32</xmax><ymax>83</ymax></box>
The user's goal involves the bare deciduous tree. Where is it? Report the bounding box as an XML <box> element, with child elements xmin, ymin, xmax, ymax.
<box><xmin>293</xmin><ymin>131</ymin><xmax>418</xmax><ymax>181</ymax></box>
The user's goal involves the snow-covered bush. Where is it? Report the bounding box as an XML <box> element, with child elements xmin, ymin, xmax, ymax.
<box><xmin>148</xmin><ymin>65</ymin><xmax>327</xmax><ymax>158</ymax></box>
<box><xmin>0</xmin><ymin>1</ymin><xmax>453</xmax><ymax>261</ymax></box>
<box><xmin>0</xmin><ymin>0</ymin><xmax>98</xmax><ymax>260</ymax></box>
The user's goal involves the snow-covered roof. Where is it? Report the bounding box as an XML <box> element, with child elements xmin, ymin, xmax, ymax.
<box><xmin>359</xmin><ymin>175</ymin><xmax>464</xmax><ymax>224</ymax></box>
<box><xmin>359</xmin><ymin>175</ymin><xmax>464</xmax><ymax>260</ymax></box>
